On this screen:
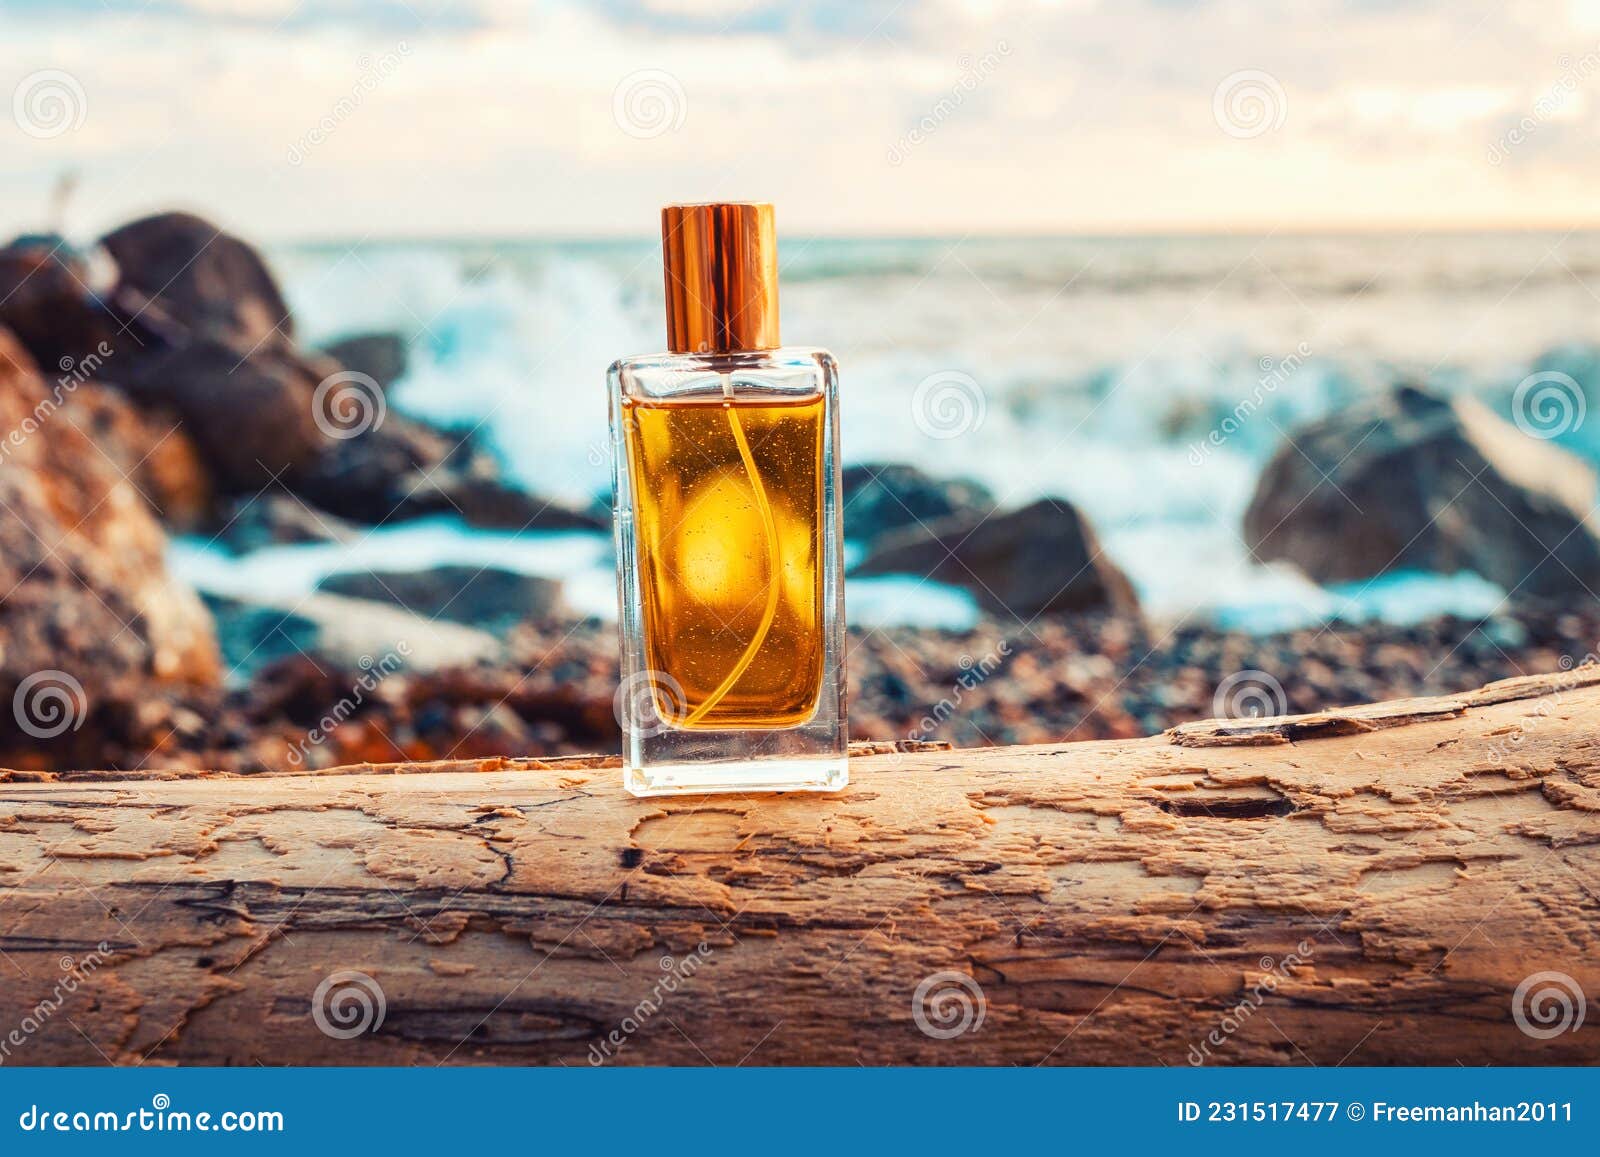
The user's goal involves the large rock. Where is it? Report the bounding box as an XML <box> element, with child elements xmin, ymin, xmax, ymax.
<box><xmin>316</xmin><ymin>565</ymin><xmax>563</xmax><ymax>627</ymax></box>
<box><xmin>854</xmin><ymin>497</ymin><xmax>1139</xmax><ymax>618</ymax></box>
<box><xmin>293</xmin><ymin>420</ymin><xmax>607</xmax><ymax>530</ymax></box>
<box><xmin>58</xmin><ymin>381</ymin><xmax>213</xmax><ymax>530</ymax></box>
<box><xmin>1244</xmin><ymin>384</ymin><xmax>1600</xmax><ymax>597</ymax></box>
<box><xmin>0</xmin><ymin>328</ymin><xmax>220</xmax><ymax>762</ymax></box>
<box><xmin>842</xmin><ymin>462</ymin><xmax>994</xmax><ymax>546</ymax></box>
<box><xmin>100</xmin><ymin>212</ymin><xmax>296</xmax><ymax>353</ymax></box>
<box><xmin>210</xmin><ymin>493</ymin><xmax>359</xmax><ymax>555</ymax></box>
<box><xmin>203</xmin><ymin>591</ymin><xmax>503</xmax><ymax>681</ymax></box>
<box><xmin>320</xmin><ymin>332</ymin><xmax>409</xmax><ymax>390</ymax></box>
<box><xmin>0</xmin><ymin>236</ymin><xmax>131</xmax><ymax>374</ymax></box>
<box><xmin>0</xmin><ymin>224</ymin><xmax>328</xmax><ymax>492</ymax></box>
<box><xmin>115</xmin><ymin>336</ymin><xmax>332</xmax><ymax>490</ymax></box>
<box><xmin>1</xmin><ymin>214</ymin><xmax>599</xmax><ymax>538</ymax></box>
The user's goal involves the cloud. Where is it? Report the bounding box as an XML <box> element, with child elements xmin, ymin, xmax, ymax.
<box><xmin>588</xmin><ymin>0</ymin><xmax>911</xmax><ymax>42</ymax></box>
<box><xmin>3</xmin><ymin>0</ymin><xmax>1599</xmax><ymax>237</ymax></box>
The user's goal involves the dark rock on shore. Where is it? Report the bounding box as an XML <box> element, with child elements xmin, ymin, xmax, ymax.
<box><xmin>204</xmin><ymin>590</ymin><xmax>503</xmax><ymax>681</ymax></box>
<box><xmin>320</xmin><ymin>332</ymin><xmax>409</xmax><ymax>390</ymax></box>
<box><xmin>855</xmin><ymin>496</ymin><xmax>1140</xmax><ymax>619</ymax></box>
<box><xmin>1246</xmin><ymin>384</ymin><xmax>1600</xmax><ymax>597</ymax></box>
<box><xmin>117</xmin><ymin>336</ymin><xmax>335</xmax><ymax>491</ymax></box>
<box><xmin>287</xmin><ymin>405</ymin><xmax>467</xmax><ymax>522</ymax></box>
<box><xmin>101</xmin><ymin>212</ymin><xmax>296</xmax><ymax>354</ymax></box>
<box><xmin>0</xmin><ymin>224</ymin><xmax>328</xmax><ymax>492</ymax></box>
<box><xmin>0</xmin><ymin>214</ymin><xmax>601</xmax><ymax>538</ymax></box>
<box><xmin>316</xmin><ymin>566</ymin><xmax>563</xmax><ymax>627</ymax></box>
<box><xmin>290</xmin><ymin>412</ymin><xmax>606</xmax><ymax>530</ymax></box>
<box><xmin>210</xmin><ymin>493</ymin><xmax>359</xmax><ymax>554</ymax></box>
<box><xmin>418</xmin><ymin>473</ymin><xmax>609</xmax><ymax>531</ymax></box>
<box><xmin>842</xmin><ymin>462</ymin><xmax>994</xmax><ymax>545</ymax></box>
<box><xmin>0</xmin><ymin>327</ymin><xmax>220</xmax><ymax>766</ymax></box>
<box><xmin>0</xmin><ymin>238</ymin><xmax>123</xmax><ymax>374</ymax></box>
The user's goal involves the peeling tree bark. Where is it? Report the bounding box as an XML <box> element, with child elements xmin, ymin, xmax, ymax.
<box><xmin>1</xmin><ymin>670</ymin><xmax>1598</xmax><ymax>1067</ymax></box>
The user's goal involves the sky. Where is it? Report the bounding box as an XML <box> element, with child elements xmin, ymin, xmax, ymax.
<box><xmin>3</xmin><ymin>0</ymin><xmax>1600</xmax><ymax>240</ymax></box>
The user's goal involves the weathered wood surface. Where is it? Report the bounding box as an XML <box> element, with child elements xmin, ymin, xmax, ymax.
<box><xmin>1</xmin><ymin>670</ymin><xmax>1598</xmax><ymax>1066</ymax></box>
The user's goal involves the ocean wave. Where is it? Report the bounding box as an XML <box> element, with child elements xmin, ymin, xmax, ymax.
<box><xmin>256</xmin><ymin>233</ymin><xmax>1600</xmax><ymax>630</ymax></box>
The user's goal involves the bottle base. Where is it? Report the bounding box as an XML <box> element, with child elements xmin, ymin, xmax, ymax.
<box><xmin>625</xmin><ymin>757</ymin><xmax>848</xmax><ymax>798</ymax></box>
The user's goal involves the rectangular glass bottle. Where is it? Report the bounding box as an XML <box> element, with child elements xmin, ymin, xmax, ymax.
<box><xmin>608</xmin><ymin>204</ymin><xmax>847</xmax><ymax>796</ymax></box>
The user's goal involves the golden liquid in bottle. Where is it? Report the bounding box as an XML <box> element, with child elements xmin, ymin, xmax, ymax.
<box><xmin>624</xmin><ymin>391</ymin><xmax>825</xmax><ymax>729</ymax></box>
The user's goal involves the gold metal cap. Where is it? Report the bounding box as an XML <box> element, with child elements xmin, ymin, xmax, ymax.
<box><xmin>661</xmin><ymin>202</ymin><xmax>780</xmax><ymax>354</ymax></box>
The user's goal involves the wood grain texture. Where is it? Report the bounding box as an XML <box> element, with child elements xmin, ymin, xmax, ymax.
<box><xmin>1</xmin><ymin>674</ymin><xmax>1597</xmax><ymax>1067</ymax></box>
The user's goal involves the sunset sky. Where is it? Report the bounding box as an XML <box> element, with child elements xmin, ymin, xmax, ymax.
<box><xmin>4</xmin><ymin>0</ymin><xmax>1600</xmax><ymax>240</ymax></box>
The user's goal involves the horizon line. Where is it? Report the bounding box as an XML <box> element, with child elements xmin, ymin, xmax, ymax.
<box><xmin>263</xmin><ymin>219</ymin><xmax>1600</xmax><ymax>247</ymax></box>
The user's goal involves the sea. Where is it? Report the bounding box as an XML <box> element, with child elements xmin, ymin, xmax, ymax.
<box><xmin>169</xmin><ymin>230</ymin><xmax>1600</xmax><ymax>634</ymax></box>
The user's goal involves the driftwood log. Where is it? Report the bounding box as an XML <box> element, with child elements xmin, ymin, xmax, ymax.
<box><xmin>1</xmin><ymin>669</ymin><xmax>1598</xmax><ymax>1066</ymax></box>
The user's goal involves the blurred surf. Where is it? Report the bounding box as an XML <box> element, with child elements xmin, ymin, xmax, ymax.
<box><xmin>170</xmin><ymin>231</ymin><xmax>1600</xmax><ymax>632</ymax></box>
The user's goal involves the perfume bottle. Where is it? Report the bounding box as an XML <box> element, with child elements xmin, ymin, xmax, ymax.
<box><xmin>608</xmin><ymin>202</ymin><xmax>847</xmax><ymax>797</ymax></box>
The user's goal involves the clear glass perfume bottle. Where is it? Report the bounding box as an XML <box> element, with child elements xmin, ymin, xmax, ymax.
<box><xmin>608</xmin><ymin>202</ymin><xmax>847</xmax><ymax>797</ymax></box>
